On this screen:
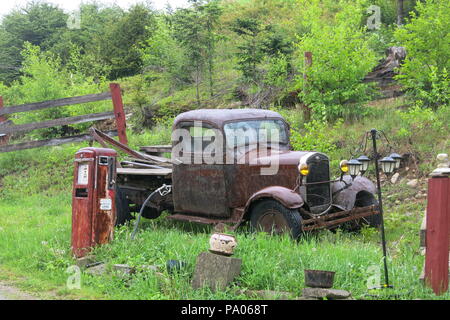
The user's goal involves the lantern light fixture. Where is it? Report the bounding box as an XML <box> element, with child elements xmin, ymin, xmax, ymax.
<box><xmin>356</xmin><ymin>155</ymin><xmax>371</xmax><ymax>174</ymax></box>
<box><xmin>380</xmin><ymin>156</ymin><xmax>396</xmax><ymax>175</ymax></box>
<box><xmin>389</xmin><ymin>153</ymin><xmax>402</xmax><ymax>169</ymax></box>
<box><xmin>347</xmin><ymin>159</ymin><xmax>363</xmax><ymax>179</ymax></box>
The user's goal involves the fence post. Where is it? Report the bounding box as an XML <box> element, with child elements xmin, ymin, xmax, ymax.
<box><xmin>424</xmin><ymin>153</ymin><xmax>450</xmax><ymax>295</ymax></box>
<box><xmin>302</xmin><ymin>52</ymin><xmax>312</xmax><ymax>122</ymax></box>
<box><xmin>0</xmin><ymin>96</ymin><xmax>9</xmax><ymax>146</ymax></box>
<box><xmin>109</xmin><ymin>83</ymin><xmax>128</xmax><ymax>145</ymax></box>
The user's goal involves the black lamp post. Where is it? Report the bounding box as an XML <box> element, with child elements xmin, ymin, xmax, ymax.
<box><xmin>346</xmin><ymin>129</ymin><xmax>402</xmax><ymax>289</ymax></box>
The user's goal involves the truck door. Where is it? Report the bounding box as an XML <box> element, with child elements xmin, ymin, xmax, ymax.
<box><xmin>171</xmin><ymin>121</ymin><xmax>229</xmax><ymax>217</ymax></box>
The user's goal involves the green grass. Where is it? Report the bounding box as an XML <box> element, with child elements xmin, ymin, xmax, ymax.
<box><xmin>0</xmin><ymin>184</ymin><xmax>447</xmax><ymax>300</ymax></box>
<box><xmin>0</xmin><ymin>97</ymin><xmax>449</xmax><ymax>300</ymax></box>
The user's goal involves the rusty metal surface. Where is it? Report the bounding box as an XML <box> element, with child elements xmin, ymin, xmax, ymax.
<box><xmin>71</xmin><ymin>147</ymin><xmax>117</xmax><ymax>258</ymax></box>
<box><xmin>90</xmin><ymin>128</ymin><xmax>173</xmax><ymax>164</ymax></box>
<box><xmin>173</xmin><ymin>108</ymin><xmax>287</xmax><ymax>129</ymax></box>
<box><xmin>302</xmin><ymin>205</ymin><xmax>379</xmax><ymax>232</ymax></box>
<box><xmin>331</xmin><ymin>175</ymin><xmax>377</xmax><ymax>211</ymax></box>
<box><xmin>245</xmin><ymin>186</ymin><xmax>304</xmax><ymax>211</ymax></box>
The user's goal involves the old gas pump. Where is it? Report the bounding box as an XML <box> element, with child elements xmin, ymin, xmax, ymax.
<box><xmin>71</xmin><ymin>147</ymin><xmax>117</xmax><ymax>258</ymax></box>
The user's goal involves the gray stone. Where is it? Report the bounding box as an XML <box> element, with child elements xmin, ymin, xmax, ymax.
<box><xmin>407</xmin><ymin>179</ymin><xmax>419</xmax><ymax>188</ymax></box>
<box><xmin>140</xmin><ymin>265</ymin><xmax>159</xmax><ymax>272</ymax></box>
<box><xmin>75</xmin><ymin>255</ymin><xmax>97</xmax><ymax>269</ymax></box>
<box><xmin>113</xmin><ymin>264</ymin><xmax>135</xmax><ymax>275</ymax></box>
<box><xmin>302</xmin><ymin>287</ymin><xmax>351</xmax><ymax>300</ymax></box>
<box><xmin>192</xmin><ymin>252</ymin><xmax>241</xmax><ymax>292</ymax></box>
<box><xmin>85</xmin><ymin>263</ymin><xmax>107</xmax><ymax>276</ymax></box>
<box><xmin>390</xmin><ymin>172</ymin><xmax>400</xmax><ymax>184</ymax></box>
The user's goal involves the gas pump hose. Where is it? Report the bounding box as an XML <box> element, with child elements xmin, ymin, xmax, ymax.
<box><xmin>131</xmin><ymin>184</ymin><xmax>172</xmax><ymax>240</ymax></box>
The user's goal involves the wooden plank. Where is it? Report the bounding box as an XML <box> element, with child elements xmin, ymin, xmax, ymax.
<box><xmin>116</xmin><ymin>168</ymin><xmax>172</xmax><ymax>176</ymax></box>
<box><xmin>0</xmin><ymin>130</ymin><xmax>118</xmax><ymax>153</ymax></box>
<box><xmin>140</xmin><ymin>145</ymin><xmax>172</xmax><ymax>154</ymax></box>
<box><xmin>0</xmin><ymin>111</ymin><xmax>115</xmax><ymax>135</ymax></box>
<box><xmin>110</xmin><ymin>83</ymin><xmax>128</xmax><ymax>145</ymax></box>
<box><xmin>0</xmin><ymin>92</ymin><xmax>112</xmax><ymax>116</ymax></box>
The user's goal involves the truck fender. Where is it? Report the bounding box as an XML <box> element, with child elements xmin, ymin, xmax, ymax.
<box><xmin>244</xmin><ymin>186</ymin><xmax>304</xmax><ymax>218</ymax></box>
<box><xmin>331</xmin><ymin>175</ymin><xmax>377</xmax><ymax>211</ymax></box>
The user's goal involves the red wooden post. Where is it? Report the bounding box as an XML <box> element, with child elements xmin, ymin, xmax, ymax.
<box><xmin>424</xmin><ymin>154</ymin><xmax>450</xmax><ymax>295</ymax></box>
<box><xmin>109</xmin><ymin>83</ymin><xmax>128</xmax><ymax>145</ymax></box>
<box><xmin>0</xmin><ymin>96</ymin><xmax>9</xmax><ymax>146</ymax></box>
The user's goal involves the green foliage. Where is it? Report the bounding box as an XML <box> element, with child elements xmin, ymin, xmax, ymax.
<box><xmin>295</xmin><ymin>0</ymin><xmax>378</xmax><ymax>121</ymax></box>
<box><xmin>394</xmin><ymin>0</ymin><xmax>450</xmax><ymax>108</ymax></box>
<box><xmin>0</xmin><ymin>2</ymin><xmax>68</xmax><ymax>84</ymax></box>
<box><xmin>290</xmin><ymin>119</ymin><xmax>342</xmax><ymax>155</ymax></box>
<box><xmin>1</xmin><ymin>43</ymin><xmax>110</xmax><ymax>139</ymax></box>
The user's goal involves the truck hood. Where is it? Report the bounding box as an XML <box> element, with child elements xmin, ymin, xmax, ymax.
<box><xmin>237</xmin><ymin>148</ymin><xmax>310</xmax><ymax>166</ymax></box>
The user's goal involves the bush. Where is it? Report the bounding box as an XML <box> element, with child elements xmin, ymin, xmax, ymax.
<box><xmin>295</xmin><ymin>0</ymin><xmax>378</xmax><ymax>121</ymax></box>
<box><xmin>1</xmin><ymin>43</ymin><xmax>110</xmax><ymax>139</ymax></box>
<box><xmin>394</xmin><ymin>0</ymin><xmax>450</xmax><ymax>108</ymax></box>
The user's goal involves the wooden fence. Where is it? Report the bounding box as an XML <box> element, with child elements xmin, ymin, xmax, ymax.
<box><xmin>0</xmin><ymin>83</ymin><xmax>128</xmax><ymax>153</ymax></box>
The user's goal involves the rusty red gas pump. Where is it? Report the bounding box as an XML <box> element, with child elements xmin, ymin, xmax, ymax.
<box><xmin>71</xmin><ymin>147</ymin><xmax>117</xmax><ymax>258</ymax></box>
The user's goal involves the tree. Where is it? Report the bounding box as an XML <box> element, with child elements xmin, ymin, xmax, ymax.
<box><xmin>395</xmin><ymin>0</ymin><xmax>450</xmax><ymax>108</ymax></box>
<box><xmin>101</xmin><ymin>4</ymin><xmax>156</xmax><ymax>79</ymax></box>
<box><xmin>0</xmin><ymin>2</ymin><xmax>67</xmax><ymax>83</ymax></box>
<box><xmin>231</xmin><ymin>17</ymin><xmax>264</xmax><ymax>83</ymax></box>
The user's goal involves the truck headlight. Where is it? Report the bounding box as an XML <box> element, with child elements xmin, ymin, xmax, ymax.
<box><xmin>340</xmin><ymin>160</ymin><xmax>349</xmax><ymax>173</ymax></box>
<box><xmin>298</xmin><ymin>163</ymin><xmax>309</xmax><ymax>176</ymax></box>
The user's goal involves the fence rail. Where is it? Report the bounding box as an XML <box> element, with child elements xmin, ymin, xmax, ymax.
<box><xmin>0</xmin><ymin>83</ymin><xmax>127</xmax><ymax>153</ymax></box>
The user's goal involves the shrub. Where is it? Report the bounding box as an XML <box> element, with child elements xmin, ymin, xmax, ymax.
<box><xmin>394</xmin><ymin>0</ymin><xmax>450</xmax><ymax>108</ymax></box>
<box><xmin>295</xmin><ymin>0</ymin><xmax>378</xmax><ymax>121</ymax></box>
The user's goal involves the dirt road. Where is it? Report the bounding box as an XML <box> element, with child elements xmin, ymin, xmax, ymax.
<box><xmin>0</xmin><ymin>283</ymin><xmax>37</xmax><ymax>300</ymax></box>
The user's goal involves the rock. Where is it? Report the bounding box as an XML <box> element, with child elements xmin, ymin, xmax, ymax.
<box><xmin>141</xmin><ymin>265</ymin><xmax>159</xmax><ymax>272</ymax></box>
<box><xmin>75</xmin><ymin>255</ymin><xmax>97</xmax><ymax>269</ymax></box>
<box><xmin>85</xmin><ymin>263</ymin><xmax>107</xmax><ymax>276</ymax></box>
<box><xmin>390</xmin><ymin>172</ymin><xmax>400</xmax><ymax>184</ymax></box>
<box><xmin>407</xmin><ymin>179</ymin><xmax>418</xmax><ymax>188</ymax></box>
<box><xmin>113</xmin><ymin>264</ymin><xmax>135</xmax><ymax>275</ymax></box>
<box><xmin>192</xmin><ymin>252</ymin><xmax>242</xmax><ymax>292</ymax></box>
<box><xmin>302</xmin><ymin>288</ymin><xmax>351</xmax><ymax>300</ymax></box>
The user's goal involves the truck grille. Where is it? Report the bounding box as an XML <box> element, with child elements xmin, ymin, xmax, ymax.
<box><xmin>306</xmin><ymin>153</ymin><xmax>331</xmax><ymax>214</ymax></box>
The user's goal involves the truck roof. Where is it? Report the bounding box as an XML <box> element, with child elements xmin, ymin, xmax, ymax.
<box><xmin>173</xmin><ymin>108</ymin><xmax>284</xmax><ymax>128</ymax></box>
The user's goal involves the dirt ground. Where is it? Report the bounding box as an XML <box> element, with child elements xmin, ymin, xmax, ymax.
<box><xmin>0</xmin><ymin>283</ymin><xmax>38</xmax><ymax>300</ymax></box>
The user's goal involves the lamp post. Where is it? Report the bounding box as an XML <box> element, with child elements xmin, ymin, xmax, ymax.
<box><xmin>370</xmin><ymin>129</ymin><xmax>393</xmax><ymax>288</ymax></box>
<box><xmin>346</xmin><ymin>129</ymin><xmax>402</xmax><ymax>289</ymax></box>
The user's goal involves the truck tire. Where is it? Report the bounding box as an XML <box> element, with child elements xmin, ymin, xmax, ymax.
<box><xmin>344</xmin><ymin>193</ymin><xmax>381</xmax><ymax>231</ymax></box>
<box><xmin>250</xmin><ymin>199</ymin><xmax>303</xmax><ymax>239</ymax></box>
<box><xmin>115</xmin><ymin>187</ymin><xmax>133</xmax><ymax>226</ymax></box>
<box><xmin>141</xmin><ymin>205</ymin><xmax>162</xmax><ymax>220</ymax></box>
<box><xmin>356</xmin><ymin>195</ymin><xmax>381</xmax><ymax>228</ymax></box>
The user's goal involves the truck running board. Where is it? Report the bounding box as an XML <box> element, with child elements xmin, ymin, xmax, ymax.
<box><xmin>167</xmin><ymin>208</ymin><xmax>245</xmax><ymax>230</ymax></box>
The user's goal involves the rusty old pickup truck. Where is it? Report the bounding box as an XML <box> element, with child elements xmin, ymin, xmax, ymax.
<box><xmin>115</xmin><ymin>109</ymin><xmax>380</xmax><ymax>238</ymax></box>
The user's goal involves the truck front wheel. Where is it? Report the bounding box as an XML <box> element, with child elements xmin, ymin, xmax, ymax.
<box><xmin>250</xmin><ymin>199</ymin><xmax>303</xmax><ymax>239</ymax></box>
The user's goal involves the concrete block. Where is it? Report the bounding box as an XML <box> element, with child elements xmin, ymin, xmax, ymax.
<box><xmin>192</xmin><ymin>252</ymin><xmax>241</xmax><ymax>292</ymax></box>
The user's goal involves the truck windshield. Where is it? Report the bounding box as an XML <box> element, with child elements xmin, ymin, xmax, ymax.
<box><xmin>224</xmin><ymin>120</ymin><xmax>288</xmax><ymax>148</ymax></box>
